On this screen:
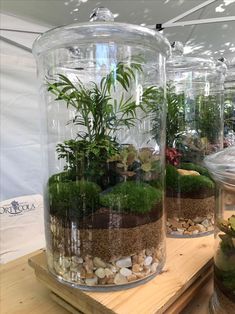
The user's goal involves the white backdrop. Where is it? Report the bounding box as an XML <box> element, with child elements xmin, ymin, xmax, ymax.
<box><xmin>0</xmin><ymin>14</ymin><xmax>48</xmax><ymax>262</ymax></box>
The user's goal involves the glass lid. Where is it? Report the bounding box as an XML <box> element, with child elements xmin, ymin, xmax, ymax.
<box><xmin>167</xmin><ymin>40</ymin><xmax>216</xmax><ymax>71</ymax></box>
<box><xmin>32</xmin><ymin>7</ymin><xmax>171</xmax><ymax>58</ymax></box>
<box><xmin>204</xmin><ymin>146</ymin><xmax>235</xmax><ymax>187</ymax></box>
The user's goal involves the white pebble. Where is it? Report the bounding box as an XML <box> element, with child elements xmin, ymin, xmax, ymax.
<box><xmin>93</xmin><ymin>257</ymin><xmax>106</xmax><ymax>268</ymax></box>
<box><xmin>120</xmin><ymin>267</ymin><xmax>132</xmax><ymax>277</ymax></box>
<box><xmin>176</xmin><ymin>228</ymin><xmax>184</xmax><ymax>234</ymax></box>
<box><xmin>150</xmin><ymin>262</ymin><xmax>159</xmax><ymax>273</ymax></box>
<box><xmin>95</xmin><ymin>267</ymin><xmax>106</xmax><ymax>279</ymax></box>
<box><xmin>60</xmin><ymin>257</ymin><xmax>71</xmax><ymax>269</ymax></box>
<box><xmin>116</xmin><ymin>257</ymin><xmax>132</xmax><ymax>268</ymax></box>
<box><xmin>85</xmin><ymin>277</ymin><xmax>98</xmax><ymax>286</ymax></box>
<box><xmin>196</xmin><ymin>224</ymin><xmax>206</xmax><ymax>232</ymax></box>
<box><xmin>72</xmin><ymin>256</ymin><xmax>83</xmax><ymax>264</ymax></box>
<box><xmin>144</xmin><ymin>256</ymin><xmax>153</xmax><ymax>266</ymax></box>
<box><xmin>201</xmin><ymin>219</ymin><xmax>210</xmax><ymax>228</ymax></box>
<box><xmin>114</xmin><ymin>273</ymin><xmax>128</xmax><ymax>285</ymax></box>
<box><xmin>54</xmin><ymin>262</ymin><xmax>66</xmax><ymax>275</ymax></box>
<box><xmin>192</xmin><ymin>230</ymin><xmax>199</xmax><ymax>234</ymax></box>
<box><xmin>104</xmin><ymin>268</ymin><xmax>114</xmax><ymax>277</ymax></box>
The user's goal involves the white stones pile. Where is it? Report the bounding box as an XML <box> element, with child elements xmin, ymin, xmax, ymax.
<box><xmin>167</xmin><ymin>215</ymin><xmax>214</xmax><ymax>236</ymax></box>
<box><xmin>51</xmin><ymin>248</ymin><xmax>161</xmax><ymax>287</ymax></box>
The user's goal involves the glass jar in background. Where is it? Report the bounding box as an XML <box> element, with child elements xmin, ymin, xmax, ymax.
<box><xmin>224</xmin><ymin>57</ymin><xmax>235</xmax><ymax>147</ymax></box>
<box><xmin>165</xmin><ymin>42</ymin><xmax>225</xmax><ymax>238</ymax></box>
<box><xmin>32</xmin><ymin>7</ymin><xmax>171</xmax><ymax>290</ymax></box>
<box><xmin>204</xmin><ymin>147</ymin><xmax>235</xmax><ymax>314</ymax></box>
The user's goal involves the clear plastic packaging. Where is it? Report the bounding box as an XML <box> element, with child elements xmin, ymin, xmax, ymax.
<box><xmin>33</xmin><ymin>8</ymin><xmax>170</xmax><ymax>290</ymax></box>
<box><xmin>165</xmin><ymin>43</ymin><xmax>225</xmax><ymax>237</ymax></box>
<box><xmin>205</xmin><ymin>147</ymin><xmax>235</xmax><ymax>313</ymax></box>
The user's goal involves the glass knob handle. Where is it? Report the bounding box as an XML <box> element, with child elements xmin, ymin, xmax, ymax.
<box><xmin>89</xmin><ymin>7</ymin><xmax>114</xmax><ymax>22</ymax></box>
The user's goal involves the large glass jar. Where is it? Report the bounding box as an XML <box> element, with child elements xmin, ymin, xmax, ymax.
<box><xmin>32</xmin><ymin>8</ymin><xmax>170</xmax><ymax>290</ymax></box>
<box><xmin>165</xmin><ymin>42</ymin><xmax>225</xmax><ymax>237</ymax></box>
<box><xmin>204</xmin><ymin>147</ymin><xmax>235</xmax><ymax>314</ymax></box>
<box><xmin>224</xmin><ymin>58</ymin><xmax>235</xmax><ymax>147</ymax></box>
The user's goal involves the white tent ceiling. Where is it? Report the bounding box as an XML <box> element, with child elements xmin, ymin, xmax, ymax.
<box><xmin>0</xmin><ymin>0</ymin><xmax>235</xmax><ymax>60</ymax></box>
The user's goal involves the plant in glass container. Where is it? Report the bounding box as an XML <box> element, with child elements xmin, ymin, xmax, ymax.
<box><xmin>46</xmin><ymin>60</ymin><xmax>165</xmax><ymax>288</ymax></box>
<box><xmin>151</xmin><ymin>83</ymin><xmax>218</xmax><ymax>237</ymax></box>
<box><xmin>214</xmin><ymin>216</ymin><xmax>235</xmax><ymax>307</ymax></box>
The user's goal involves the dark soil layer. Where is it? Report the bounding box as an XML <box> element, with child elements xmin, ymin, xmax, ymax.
<box><xmin>166</xmin><ymin>188</ymin><xmax>215</xmax><ymax>199</ymax></box>
<box><xmin>50</xmin><ymin>215</ymin><xmax>164</xmax><ymax>261</ymax></box>
<box><xmin>166</xmin><ymin>195</ymin><xmax>215</xmax><ymax>219</ymax></box>
<box><xmin>50</xmin><ymin>203</ymin><xmax>162</xmax><ymax>229</ymax></box>
<box><xmin>79</xmin><ymin>204</ymin><xmax>162</xmax><ymax>229</ymax></box>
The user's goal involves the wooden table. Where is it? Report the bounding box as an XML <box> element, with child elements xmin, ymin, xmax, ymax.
<box><xmin>1</xmin><ymin>245</ymin><xmax>213</xmax><ymax>314</ymax></box>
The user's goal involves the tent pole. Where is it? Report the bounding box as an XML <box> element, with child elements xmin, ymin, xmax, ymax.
<box><xmin>163</xmin><ymin>16</ymin><xmax>235</xmax><ymax>28</ymax></box>
<box><xmin>0</xmin><ymin>35</ymin><xmax>32</xmax><ymax>53</ymax></box>
<box><xmin>0</xmin><ymin>28</ymin><xmax>42</xmax><ymax>35</ymax></box>
<box><xmin>163</xmin><ymin>0</ymin><xmax>218</xmax><ymax>26</ymax></box>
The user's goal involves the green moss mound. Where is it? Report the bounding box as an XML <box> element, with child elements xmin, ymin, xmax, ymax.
<box><xmin>49</xmin><ymin>179</ymin><xmax>101</xmax><ymax>220</ymax></box>
<box><xmin>166</xmin><ymin>164</ymin><xmax>214</xmax><ymax>194</ymax></box>
<box><xmin>100</xmin><ymin>181</ymin><xmax>162</xmax><ymax>214</ymax></box>
<box><xmin>48</xmin><ymin>171</ymin><xmax>77</xmax><ymax>185</ymax></box>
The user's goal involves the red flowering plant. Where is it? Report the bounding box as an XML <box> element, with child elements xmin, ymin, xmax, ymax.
<box><xmin>165</xmin><ymin>147</ymin><xmax>182</xmax><ymax>167</ymax></box>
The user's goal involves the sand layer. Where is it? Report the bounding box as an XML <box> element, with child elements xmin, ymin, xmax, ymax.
<box><xmin>166</xmin><ymin>195</ymin><xmax>215</xmax><ymax>220</ymax></box>
<box><xmin>50</xmin><ymin>215</ymin><xmax>164</xmax><ymax>261</ymax></box>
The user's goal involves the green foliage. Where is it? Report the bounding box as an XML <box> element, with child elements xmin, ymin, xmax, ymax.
<box><xmin>47</xmin><ymin>61</ymin><xmax>145</xmax><ymax>142</ymax></box>
<box><xmin>56</xmin><ymin>137</ymin><xmax>119</xmax><ymax>186</ymax></box>
<box><xmin>150</xmin><ymin>83</ymin><xmax>222</xmax><ymax>149</ymax></box>
<box><xmin>165</xmin><ymin>84</ymin><xmax>185</xmax><ymax>146</ymax></box>
<box><xmin>48</xmin><ymin>180</ymin><xmax>101</xmax><ymax>220</ymax></box>
<box><xmin>47</xmin><ymin>60</ymin><xmax>159</xmax><ymax>185</ymax></box>
<box><xmin>195</xmin><ymin>95</ymin><xmax>222</xmax><ymax>144</ymax></box>
<box><xmin>216</xmin><ymin>215</ymin><xmax>235</xmax><ymax>293</ymax></box>
<box><xmin>100</xmin><ymin>181</ymin><xmax>162</xmax><ymax>214</ymax></box>
<box><xmin>166</xmin><ymin>164</ymin><xmax>214</xmax><ymax>193</ymax></box>
<box><xmin>217</xmin><ymin>215</ymin><xmax>235</xmax><ymax>238</ymax></box>
<box><xmin>224</xmin><ymin>94</ymin><xmax>235</xmax><ymax>133</ymax></box>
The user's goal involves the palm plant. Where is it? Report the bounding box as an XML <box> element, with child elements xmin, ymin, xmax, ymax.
<box><xmin>47</xmin><ymin>60</ymin><xmax>159</xmax><ymax>186</ymax></box>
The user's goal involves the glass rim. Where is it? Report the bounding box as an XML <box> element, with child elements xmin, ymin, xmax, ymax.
<box><xmin>32</xmin><ymin>22</ymin><xmax>171</xmax><ymax>58</ymax></box>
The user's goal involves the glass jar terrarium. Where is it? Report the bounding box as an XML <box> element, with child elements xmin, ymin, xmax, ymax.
<box><xmin>224</xmin><ymin>58</ymin><xmax>235</xmax><ymax>147</ymax></box>
<box><xmin>33</xmin><ymin>8</ymin><xmax>170</xmax><ymax>290</ymax></box>
<box><xmin>165</xmin><ymin>42</ymin><xmax>225</xmax><ymax>237</ymax></box>
<box><xmin>204</xmin><ymin>147</ymin><xmax>235</xmax><ymax>314</ymax></box>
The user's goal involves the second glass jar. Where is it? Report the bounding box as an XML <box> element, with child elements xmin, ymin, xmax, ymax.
<box><xmin>165</xmin><ymin>46</ymin><xmax>225</xmax><ymax>237</ymax></box>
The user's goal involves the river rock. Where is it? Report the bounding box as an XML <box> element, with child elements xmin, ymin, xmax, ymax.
<box><xmin>201</xmin><ymin>219</ymin><xmax>210</xmax><ymax>228</ymax></box>
<box><xmin>116</xmin><ymin>257</ymin><xmax>132</xmax><ymax>268</ymax></box>
<box><xmin>150</xmin><ymin>262</ymin><xmax>159</xmax><ymax>273</ymax></box>
<box><xmin>95</xmin><ymin>268</ymin><xmax>106</xmax><ymax>279</ymax></box>
<box><xmin>104</xmin><ymin>268</ymin><xmax>114</xmax><ymax>278</ymax></box>
<box><xmin>114</xmin><ymin>273</ymin><xmax>128</xmax><ymax>285</ymax></box>
<box><xmin>93</xmin><ymin>257</ymin><xmax>106</xmax><ymax>268</ymax></box>
<box><xmin>144</xmin><ymin>256</ymin><xmax>153</xmax><ymax>266</ymax></box>
<box><xmin>127</xmin><ymin>274</ymin><xmax>137</xmax><ymax>282</ymax></box>
<box><xmin>71</xmin><ymin>256</ymin><xmax>83</xmax><ymax>264</ymax></box>
<box><xmin>120</xmin><ymin>267</ymin><xmax>132</xmax><ymax>277</ymax></box>
<box><xmin>132</xmin><ymin>264</ymin><xmax>142</xmax><ymax>273</ymax></box>
<box><xmin>85</xmin><ymin>277</ymin><xmax>98</xmax><ymax>286</ymax></box>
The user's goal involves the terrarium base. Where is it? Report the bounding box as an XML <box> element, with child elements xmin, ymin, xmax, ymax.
<box><xmin>29</xmin><ymin>235</ymin><xmax>214</xmax><ymax>314</ymax></box>
<box><xmin>166</xmin><ymin>195</ymin><xmax>214</xmax><ymax>237</ymax></box>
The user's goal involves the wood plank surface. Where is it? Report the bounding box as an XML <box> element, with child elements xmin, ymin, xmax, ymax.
<box><xmin>28</xmin><ymin>235</ymin><xmax>214</xmax><ymax>314</ymax></box>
